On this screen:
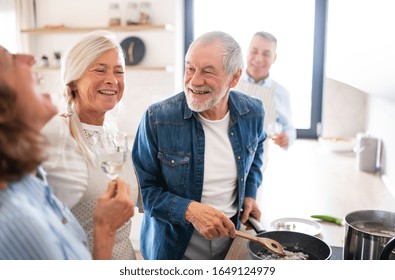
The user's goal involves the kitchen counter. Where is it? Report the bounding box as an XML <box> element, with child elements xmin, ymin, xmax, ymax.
<box><xmin>225</xmin><ymin>139</ymin><xmax>395</xmax><ymax>259</ymax></box>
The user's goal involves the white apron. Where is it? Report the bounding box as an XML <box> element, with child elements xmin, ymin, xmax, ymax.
<box><xmin>235</xmin><ymin>80</ymin><xmax>277</xmax><ymax>171</ymax></box>
<box><xmin>70</xmin><ymin>112</ymin><xmax>138</xmax><ymax>260</ymax></box>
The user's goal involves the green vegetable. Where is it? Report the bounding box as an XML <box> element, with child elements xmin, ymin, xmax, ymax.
<box><xmin>311</xmin><ymin>215</ymin><xmax>343</xmax><ymax>225</ymax></box>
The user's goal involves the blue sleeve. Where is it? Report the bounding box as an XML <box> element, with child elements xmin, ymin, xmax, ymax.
<box><xmin>0</xmin><ymin>217</ymin><xmax>65</xmax><ymax>260</ymax></box>
<box><xmin>275</xmin><ymin>84</ymin><xmax>296</xmax><ymax>146</ymax></box>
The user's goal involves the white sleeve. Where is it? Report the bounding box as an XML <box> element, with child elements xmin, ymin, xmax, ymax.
<box><xmin>41</xmin><ymin>116</ymin><xmax>88</xmax><ymax>208</ymax></box>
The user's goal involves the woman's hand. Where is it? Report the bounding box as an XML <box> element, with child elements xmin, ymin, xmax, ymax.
<box><xmin>92</xmin><ymin>178</ymin><xmax>135</xmax><ymax>259</ymax></box>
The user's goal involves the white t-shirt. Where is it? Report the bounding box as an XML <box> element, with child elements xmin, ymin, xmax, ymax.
<box><xmin>198</xmin><ymin>112</ymin><xmax>238</xmax><ymax>218</ymax></box>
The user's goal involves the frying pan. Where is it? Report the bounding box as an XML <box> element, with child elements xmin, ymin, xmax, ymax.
<box><xmin>247</xmin><ymin>217</ymin><xmax>332</xmax><ymax>260</ymax></box>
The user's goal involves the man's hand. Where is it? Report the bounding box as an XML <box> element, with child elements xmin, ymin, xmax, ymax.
<box><xmin>185</xmin><ymin>201</ymin><xmax>235</xmax><ymax>240</ymax></box>
<box><xmin>240</xmin><ymin>197</ymin><xmax>261</xmax><ymax>224</ymax></box>
<box><xmin>271</xmin><ymin>132</ymin><xmax>289</xmax><ymax>149</ymax></box>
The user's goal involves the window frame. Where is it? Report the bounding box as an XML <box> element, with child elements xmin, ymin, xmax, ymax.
<box><xmin>183</xmin><ymin>0</ymin><xmax>327</xmax><ymax>139</ymax></box>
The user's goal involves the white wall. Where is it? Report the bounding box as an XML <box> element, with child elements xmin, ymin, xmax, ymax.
<box><xmin>367</xmin><ymin>96</ymin><xmax>395</xmax><ymax>189</ymax></box>
<box><xmin>322</xmin><ymin>78</ymin><xmax>367</xmax><ymax>138</ymax></box>
<box><xmin>326</xmin><ymin>0</ymin><xmax>395</xmax><ymax>101</ymax></box>
<box><xmin>325</xmin><ymin>0</ymin><xmax>395</xmax><ymax>189</ymax></box>
<box><xmin>24</xmin><ymin>0</ymin><xmax>184</xmax><ymax>139</ymax></box>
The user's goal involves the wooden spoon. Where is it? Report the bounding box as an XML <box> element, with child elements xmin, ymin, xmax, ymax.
<box><xmin>235</xmin><ymin>230</ymin><xmax>285</xmax><ymax>256</ymax></box>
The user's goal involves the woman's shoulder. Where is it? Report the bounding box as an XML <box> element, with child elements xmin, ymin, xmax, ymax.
<box><xmin>41</xmin><ymin>114</ymin><xmax>70</xmax><ymax>141</ymax></box>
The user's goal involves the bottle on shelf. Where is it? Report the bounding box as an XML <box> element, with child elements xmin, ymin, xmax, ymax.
<box><xmin>126</xmin><ymin>2</ymin><xmax>139</xmax><ymax>25</ymax></box>
<box><xmin>108</xmin><ymin>3</ymin><xmax>122</xmax><ymax>26</ymax></box>
<box><xmin>139</xmin><ymin>2</ymin><xmax>152</xmax><ymax>24</ymax></box>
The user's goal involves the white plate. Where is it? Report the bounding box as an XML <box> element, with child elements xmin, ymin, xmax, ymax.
<box><xmin>270</xmin><ymin>217</ymin><xmax>323</xmax><ymax>236</ymax></box>
<box><xmin>318</xmin><ymin>137</ymin><xmax>356</xmax><ymax>153</ymax></box>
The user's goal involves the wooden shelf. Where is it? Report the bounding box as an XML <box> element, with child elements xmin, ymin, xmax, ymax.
<box><xmin>35</xmin><ymin>65</ymin><xmax>173</xmax><ymax>72</ymax></box>
<box><xmin>21</xmin><ymin>24</ymin><xmax>173</xmax><ymax>34</ymax></box>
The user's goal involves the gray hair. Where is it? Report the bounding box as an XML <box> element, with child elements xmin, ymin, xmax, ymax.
<box><xmin>253</xmin><ymin>31</ymin><xmax>277</xmax><ymax>50</ymax></box>
<box><xmin>62</xmin><ymin>30</ymin><xmax>125</xmax><ymax>109</ymax></box>
<box><xmin>61</xmin><ymin>30</ymin><xmax>125</xmax><ymax>163</ymax></box>
<box><xmin>186</xmin><ymin>31</ymin><xmax>244</xmax><ymax>74</ymax></box>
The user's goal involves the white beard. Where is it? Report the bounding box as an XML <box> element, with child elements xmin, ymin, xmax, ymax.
<box><xmin>184</xmin><ymin>83</ymin><xmax>228</xmax><ymax>112</ymax></box>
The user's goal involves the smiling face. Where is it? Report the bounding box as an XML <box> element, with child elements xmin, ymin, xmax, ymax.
<box><xmin>184</xmin><ymin>40</ymin><xmax>240</xmax><ymax>120</ymax></box>
<box><xmin>247</xmin><ymin>35</ymin><xmax>277</xmax><ymax>81</ymax></box>
<box><xmin>72</xmin><ymin>48</ymin><xmax>125</xmax><ymax>124</ymax></box>
<box><xmin>0</xmin><ymin>47</ymin><xmax>58</xmax><ymax>131</ymax></box>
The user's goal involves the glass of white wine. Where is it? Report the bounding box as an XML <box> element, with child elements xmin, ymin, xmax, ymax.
<box><xmin>96</xmin><ymin>131</ymin><xmax>128</xmax><ymax>181</ymax></box>
<box><xmin>267</xmin><ymin>122</ymin><xmax>283</xmax><ymax>140</ymax></box>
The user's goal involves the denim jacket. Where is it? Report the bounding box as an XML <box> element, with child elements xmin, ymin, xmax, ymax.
<box><xmin>132</xmin><ymin>90</ymin><xmax>266</xmax><ymax>259</ymax></box>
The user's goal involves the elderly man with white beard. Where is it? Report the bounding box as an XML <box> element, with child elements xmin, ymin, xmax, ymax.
<box><xmin>132</xmin><ymin>31</ymin><xmax>266</xmax><ymax>260</ymax></box>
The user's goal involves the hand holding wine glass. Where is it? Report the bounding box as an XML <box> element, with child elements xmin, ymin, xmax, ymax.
<box><xmin>267</xmin><ymin>122</ymin><xmax>283</xmax><ymax>140</ymax></box>
<box><xmin>267</xmin><ymin>122</ymin><xmax>290</xmax><ymax>148</ymax></box>
<box><xmin>96</xmin><ymin>131</ymin><xmax>128</xmax><ymax>181</ymax></box>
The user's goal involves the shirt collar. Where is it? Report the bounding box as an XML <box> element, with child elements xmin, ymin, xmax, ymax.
<box><xmin>36</xmin><ymin>166</ymin><xmax>48</xmax><ymax>184</ymax></box>
<box><xmin>242</xmin><ymin>71</ymin><xmax>272</xmax><ymax>86</ymax></box>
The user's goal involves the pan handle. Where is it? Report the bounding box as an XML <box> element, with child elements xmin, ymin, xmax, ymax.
<box><xmin>247</xmin><ymin>216</ymin><xmax>266</xmax><ymax>234</ymax></box>
<box><xmin>380</xmin><ymin>236</ymin><xmax>395</xmax><ymax>260</ymax></box>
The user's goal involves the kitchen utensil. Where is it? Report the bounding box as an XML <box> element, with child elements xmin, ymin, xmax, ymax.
<box><xmin>354</xmin><ymin>133</ymin><xmax>381</xmax><ymax>173</ymax></box>
<box><xmin>344</xmin><ymin>210</ymin><xmax>395</xmax><ymax>260</ymax></box>
<box><xmin>271</xmin><ymin>217</ymin><xmax>323</xmax><ymax>235</ymax></box>
<box><xmin>247</xmin><ymin>217</ymin><xmax>332</xmax><ymax>260</ymax></box>
<box><xmin>235</xmin><ymin>230</ymin><xmax>285</xmax><ymax>256</ymax></box>
<box><xmin>318</xmin><ymin>136</ymin><xmax>356</xmax><ymax>153</ymax></box>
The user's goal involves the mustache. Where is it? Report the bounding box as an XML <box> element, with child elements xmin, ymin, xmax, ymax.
<box><xmin>187</xmin><ymin>83</ymin><xmax>212</xmax><ymax>93</ymax></box>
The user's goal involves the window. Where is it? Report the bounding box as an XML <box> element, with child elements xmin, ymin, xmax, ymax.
<box><xmin>0</xmin><ymin>0</ymin><xmax>18</xmax><ymax>52</ymax></box>
<box><xmin>184</xmin><ymin>0</ymin><xmax>327</xmax><ymax>138</ymax></box>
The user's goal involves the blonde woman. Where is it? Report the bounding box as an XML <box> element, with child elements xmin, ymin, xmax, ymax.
<box><xmin>41</xmin><ymin>30</ymin><xmax>138</xmax><ymax>259</ymax></box>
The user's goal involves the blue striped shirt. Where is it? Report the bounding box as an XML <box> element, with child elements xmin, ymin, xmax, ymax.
<box><xmin>0</xmin><ymin>171</ymin><xmax>92</xmax><ymax>259</ymax></box>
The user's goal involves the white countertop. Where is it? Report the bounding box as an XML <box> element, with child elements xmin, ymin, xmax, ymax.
<box><xmin>256</xmin><ymin>139</ymin><xmax>395</xmax><ymax>247</ymax></box>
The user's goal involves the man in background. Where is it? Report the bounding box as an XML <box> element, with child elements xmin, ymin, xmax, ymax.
<box><xmin>241</xmin><ymin>31</ymin><xmax>296</xmax><ymax>149</ymax></box>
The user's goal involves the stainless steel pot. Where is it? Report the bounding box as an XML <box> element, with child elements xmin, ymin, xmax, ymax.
<box><xmin>344</xmin><ymin>210</ymin><xmax>395</xmax><ymax>260</ymax></box>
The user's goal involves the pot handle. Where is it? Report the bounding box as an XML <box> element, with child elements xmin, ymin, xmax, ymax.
<box><xmin>247</xmin><ymin>216</ymin><xmax>266</xmax><ymax>234</ymax></box>
<box><xmin>380</xmin><ymin>236</ymin><xmax>395</xmax><ymax>260</ymax></box>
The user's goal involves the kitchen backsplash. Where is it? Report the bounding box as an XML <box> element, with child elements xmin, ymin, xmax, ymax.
<box><xmin>322</xmin><ymin>77</ymin><xmax>367</xmax><ymax>138</ymax></box>
<box><xmin>322</xmin><ymin>77</ymin><xmax>395</xmax><ymax>195</ymax></box>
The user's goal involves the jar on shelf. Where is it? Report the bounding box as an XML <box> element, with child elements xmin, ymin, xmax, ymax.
<box><xmin>139</xmin><ymin>1</ymin><xmax>152</xmax><ymax>24</ymax></box>
<box><xmin>108</xmin><ymin>3</ymin><xmax>122</xmax><ymax>26</ymax></box>
<box><xmin>126</xmin><ymin>2</ymin><xmax>139</xmax><ymax>25</ymax></box>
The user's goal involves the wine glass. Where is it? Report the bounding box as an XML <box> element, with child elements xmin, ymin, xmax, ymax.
<box><xmin>95</xmin><ymin>131</ymin><xmax>128</xmax><ymax>181</ymax></box>
<box><xmin>267</xmin><ymin>122</ymin><xmax>283</xmax><ymax>140</ymax></box>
